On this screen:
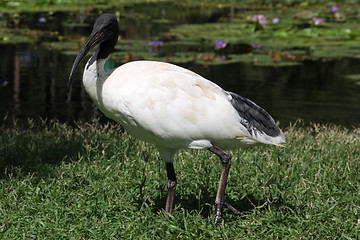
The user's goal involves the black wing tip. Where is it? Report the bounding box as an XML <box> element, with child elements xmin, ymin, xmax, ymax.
<box><xmin>228</xmin><ymin>91</ymin><xmax>282</xmax><ymax>138</ymax></box>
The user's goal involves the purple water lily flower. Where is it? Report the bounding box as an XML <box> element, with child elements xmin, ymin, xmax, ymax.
<box><xmin>215</xmin><ymin>40</ymin><xmax>227</xmax><ymax>49</ymax></box>
<box><xmin>331</xmin><ymin>6</ymin><xmax>339</xmax><ymax>13</ymax></box>
<box><xmin>272</xmin><ymin>18</ymin><xmax>279</xmax><ymax>24</ymax></box>
<box><xmin>251</xmin><ymin>44</ymin><xmax>262</xmax><ymax>49</ymax></box>
<box><xmin>252</xmin><ymin>14</ymin><xmax>267</xmax><ymax>25</ymax></box>
<box><xmin>149</xmin><ymin>41</ymin><xmax>163</xmax><ymax>48</ymax></box>
<box><xmin>38</xmin><ymin>17</ymin><xmax>47</xmax><ymax>23</ymax></box>
<box><xmin>312</xmin><ymin>17</ymin><xmax>325</xmax><ymax>25</ymax></box>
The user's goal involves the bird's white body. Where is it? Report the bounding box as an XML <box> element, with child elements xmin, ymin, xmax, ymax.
<box><xmin>69</xmin><ymin>14</ymin><xmax>286</xmax><ymax>221</ymax></box>
<box><xmin>83</xmin><ymin>58</ymin><xmax>285</xmax><ymax>161</ymax></box>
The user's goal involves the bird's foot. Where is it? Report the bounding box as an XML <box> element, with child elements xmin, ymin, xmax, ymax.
<box><xmin>224</xmin><ymin>201</ymin><xmax>242</xmax><ymax>215</ymax></box>
<box><xmin>214</xmin><ymin>201</ymin><xmax>224</xmax><ymax>225</ymax></box>
<box><xmin>214</xmin><ymin>201</ymin><xmax>242</xmax><ymax>224</ymax></box>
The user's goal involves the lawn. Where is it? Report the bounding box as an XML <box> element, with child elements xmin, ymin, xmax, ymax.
<box><xmin>0</xmin><ymin>119</ymin><xmax>359</xmax><ymax>239</ymax></box>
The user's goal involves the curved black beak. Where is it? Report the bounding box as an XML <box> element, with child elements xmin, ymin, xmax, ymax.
<box><xmin>67</xmin><ymin>31</ymin><xmax>105</xmax><ymax>92</ymax></box>
<box><xmin>67</xmin><ymin>13</ymin><xmax>119</xmax><ymax>92</ymax></box>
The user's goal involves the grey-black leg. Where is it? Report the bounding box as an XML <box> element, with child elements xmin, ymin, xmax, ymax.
<box><xmin>209</xmin><ymin>145</ymin><xmax>240</xmax><ymax>224</ymax></box>
<box><xmin>165</xmin><ymin>162</ymin><xmax>177</xmax><ymax>213</ymax></box>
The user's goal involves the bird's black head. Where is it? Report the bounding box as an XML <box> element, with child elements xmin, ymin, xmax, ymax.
<box><xmin>68</xmin><ymin>13</ymin><xmax>119</xmax><ymax>91</ymax></box>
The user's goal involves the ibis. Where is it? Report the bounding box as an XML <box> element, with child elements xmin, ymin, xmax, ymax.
<box><xmin>68</xmin><ymin>13</ymin><xmax>285</xmax><ymax>224</ymax></box>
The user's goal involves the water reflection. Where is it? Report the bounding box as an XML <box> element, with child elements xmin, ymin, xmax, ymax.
<box><xmin>13</xmin><ymin>45</ymin><xmax>20</xmax><ymax>115</ymax></box>
<box><xmin>1</xmin><ymin>42</ymin><xmax>359</xmax><ymax>127</ymax></box>
<box><xmin>187</xmin><ymin>58</ymin><xmax>360</xmax><ymax>127</ymax></box>
<box><xmin>0</xmin><ymin>5</ymin><xmax>359</xmax><ymax>128</ymax></box>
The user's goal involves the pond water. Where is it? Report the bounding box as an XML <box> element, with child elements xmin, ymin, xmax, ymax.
<box><xmin>0</xmin><ymin>3</ymin><xmax>359</xmax><ymax>128</ymax></box>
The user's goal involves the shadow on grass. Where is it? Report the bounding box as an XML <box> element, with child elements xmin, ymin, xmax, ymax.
<box><xmin>0</xmin><ymin>135</ymin><xmax>84</xmax><ymax>180</ymax></box>
<box><xmin>140</xmin><ymin>186</ymin><xmax>284</xmax><ymax>220</ymax></box>
<box><xmin>0</xmin><ymin>119</ymin><xmax>86</xmax><ymax>179</ymax></box>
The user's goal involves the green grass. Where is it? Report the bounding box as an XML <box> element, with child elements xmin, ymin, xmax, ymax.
<box><xmin>0</xmin><ymin>119</ymin><xmax>359</xmax><ymax>239</ymax></box>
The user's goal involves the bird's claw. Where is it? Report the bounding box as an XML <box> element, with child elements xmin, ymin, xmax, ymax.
<box><xmin>224</xmin><ymin>202</ymin><xmax>242</xmax><ymax>215</ymax></box>
<box><xmin>214</xmin><ymin>201</ymin><xmax>224</xmax><ymax>224</ymax></box>
<box><xmin>214</xmin><ymin>201</ymin><xmax>242</xmax><ymax>224</ymax></box>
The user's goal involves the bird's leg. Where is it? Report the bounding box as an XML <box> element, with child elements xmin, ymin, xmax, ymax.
<box><xmin>209</xmin><ymin>145</ymin><xmax>237</xmax><ymax>224</ymax></box>
<box><xmin>165</xmin><ymin>162</ymin><xmax>177</xmax><ymax>213</ymax></box>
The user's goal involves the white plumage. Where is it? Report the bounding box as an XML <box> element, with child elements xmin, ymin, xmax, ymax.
<box><xmin>84</xmin><ymin>59</ymin><xmax>284</xmax><ymax>155</ymax></box>
<box><xmin>68</xmin><ymin>13</ymin><xmax>285</xmax><ymax>224</ymax></box>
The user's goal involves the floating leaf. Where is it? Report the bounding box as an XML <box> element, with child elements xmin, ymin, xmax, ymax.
<box><xmin>344</xmin><ymin>74</ymin><xmax>360</xmax><ymax>86</ymax></box>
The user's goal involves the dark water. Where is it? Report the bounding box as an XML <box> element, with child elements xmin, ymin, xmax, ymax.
<box><xmin>0</xmin><ymin>4</ymin><xmax>359</xmax><ymax>128</ymax></box>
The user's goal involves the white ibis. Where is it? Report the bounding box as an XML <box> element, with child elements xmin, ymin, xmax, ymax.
<box><xmin>68</xmin><ymin>13</ymin><xmax>285</xmax><ymax>224</ymax></box>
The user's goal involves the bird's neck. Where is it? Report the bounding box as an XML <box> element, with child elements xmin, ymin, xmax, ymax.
<box><xmin>98</xmin><ymin>37</ymin><xmax>117</xmax><ymax>60</ymax></box>
<box><xmin>82</xmin><ymin>34</ymin><xmax>117</xmax><ymax>101</ymax></box>
<box><xmin>83</xmin><ymin>49</ymin><xmax>111</xmax><ymax>106</ymax></box>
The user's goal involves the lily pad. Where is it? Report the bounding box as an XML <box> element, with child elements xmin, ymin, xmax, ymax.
<box><xmin>344</xmin><ymin>74</ymin><xmax>360</xmax><ymax>86</ymax></box>
<box><xmin>311</xmin><ymin>47</ymin><xmax>360</xmax><ymax>59</ymax></box>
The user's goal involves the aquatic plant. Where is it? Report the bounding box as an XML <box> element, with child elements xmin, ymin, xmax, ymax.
<box><xmin>38</xmin><ymin>17</ymin><xmax>47</xmax><ymax>23</ymax></box>
<box><xmin>251</xmin><ymin>44</ymin><xmax>262</xmax><ymax>49</ymax></box>
<box><xmin>215</xmin><ymin>40</ymin><xmax>227</xmax><ymax>49</ymax></box>
<box><xmin>1</xmin><ymin>1</ymin><xmax>360</xmax><ymax>68</ymax></box>
<box><xmin>251</xmin><ymin>14</ymin><xmax>267</xmax><ymax>25</ymax></box>
<box><xmin>312</xmin><ymin>17</ymin><xmax>325</xmax><ymax>25</ymax></box>
<box><xmin>272</xmin><ymin>18</ymin><xmax>279</xmax><ymax>24</ymax></box>
<box><xmin>149</xmin><ymin>41</ymin><xmax>163</xmax><ymax>48</ymax></box>
<box><xmin>331</xmin><ymin>6</ymin><xmax>339</xmax><ymax>13</ymax></box>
